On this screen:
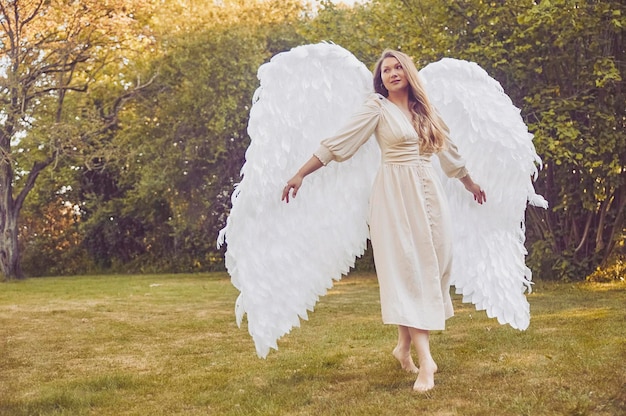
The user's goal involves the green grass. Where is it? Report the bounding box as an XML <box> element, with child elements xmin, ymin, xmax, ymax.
<box><xmin>0</xmin><ymin>273</ymin><xmax>624</xmax><ymax>415</ymax></box>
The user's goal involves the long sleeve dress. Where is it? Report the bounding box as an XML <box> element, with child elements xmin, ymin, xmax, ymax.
<box><xmin>313</xmin><ymin>92</ymin><xmax>469</xmax><ymax>330</ymax></box>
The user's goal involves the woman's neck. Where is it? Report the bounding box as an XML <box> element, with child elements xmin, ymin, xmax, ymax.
<box><xmin>387</xmin><ymin>90</ymin><xmax>410</xmax><ymax>110</ymax></box>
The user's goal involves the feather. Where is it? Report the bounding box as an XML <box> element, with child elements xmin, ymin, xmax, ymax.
<box><xmin>420</xmin><ymin>58</ymin><xmax>547</xmax><ymax>331</ymax></box>
<box><xmin>217</xmin><ymin>43</ymin><xmax>377</xmax><ymax>357</ymax></box>
<box><xmin>219</xmin><ymin>45</ymin><xmax>547</xmax><ymax>357</ymax></box>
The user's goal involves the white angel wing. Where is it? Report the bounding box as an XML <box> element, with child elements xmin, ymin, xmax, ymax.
<box><xmin>217</xmin><ymin>43</ymin><xmax>379</xmax><ymax>357</ymax></box>
<box><xmin>420</xmin><ymin>58</ymin><xmax>548</xmax><ymax>330</ymax></box>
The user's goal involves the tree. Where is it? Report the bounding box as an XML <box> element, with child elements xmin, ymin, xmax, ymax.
<box><xmin>19</xmin><ymin>158</ymin><xmax>90</xmax><ymax>277</ymax></box>
<box><xmin>514</xmin><ymin>1</ymin><xmax>625</xmax><ymax>279</ymax></box>
<box><xmin>0</xmin><ymin>0</ymin><xmax>153</xmax><ymax>279</ymax></box>
<box><xmin>74</xmin><ymin>0</ymin><xmax>308</xmax><ymax>272</ymax></box>
<box><xmin>308</xmin><ymin>0</ymin><xmax>625</xmax><ymax>279</ymax></box>
<box><xmin>433</xmin><ymin>0</ymin><xmax>625</xmax><ymax>278</ymax></box>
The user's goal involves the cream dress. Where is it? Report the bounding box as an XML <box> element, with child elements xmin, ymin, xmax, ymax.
<box><xmin>314</xmin><ymin>93</ymin><xmax>469</xmax><ymax>330</ymax></box>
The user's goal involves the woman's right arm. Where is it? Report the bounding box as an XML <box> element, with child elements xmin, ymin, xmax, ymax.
<box><xmin>281</xmin><ymin>93</ymin><xmax>382</xmax><ymax>203</ymax></box>
<box><xmin>281</xmin><ymin>156</ymin><xmax>324</xmax><ymax>203</ymax></box>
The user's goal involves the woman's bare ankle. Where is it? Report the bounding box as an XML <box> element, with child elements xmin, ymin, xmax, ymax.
<box><xmin>392</xmin><ymin>346</ymin><xmax>419</xmax><ymax>374</ymax></box>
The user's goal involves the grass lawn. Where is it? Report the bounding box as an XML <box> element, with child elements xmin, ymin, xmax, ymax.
<box><xmin>0</xmin><ymin>273</ymin><xmax>624</xmax><ymax>415</ymax></box>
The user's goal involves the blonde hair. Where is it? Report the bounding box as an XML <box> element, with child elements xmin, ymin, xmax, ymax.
<box><xmin>373</xmin><ymin>49</ymin><xmax>448</xmax><ymax>154</ymax></box>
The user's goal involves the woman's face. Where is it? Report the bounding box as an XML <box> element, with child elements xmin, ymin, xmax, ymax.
<box><xmin>381</xmin><ymin>56</ymin><xmax>408</xmax><ymax>94</ymax></box>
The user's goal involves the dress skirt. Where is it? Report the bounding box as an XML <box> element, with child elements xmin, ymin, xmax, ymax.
<box><xmin>368</xmin><ymin>158</ymin><xmax>454</xmax><ymax>330</ymax></box>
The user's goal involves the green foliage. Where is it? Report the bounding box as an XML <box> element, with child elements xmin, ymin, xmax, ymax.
<box><xmin>16</xmin><ymin>0</ymin><xmax>625</xmax><ymax>279</ymax></box>
<box><xmin>70</xmin><ymin>0</ymin><xmax>308</xmax><ymax>273</ymax></box>
<box><xmin>512</xmin><ymin>1</ymin><xmax>625</xmax><ymax>279</ymax></box>
<box><xmin>0</xmin><ymin>0</ymin><xmax>156</xmax><ymax>279</ymax></box>
<box><xmin>306</xmin><ymin>0</ymin><xmax>625</xmax><ymax>280</ymax></box>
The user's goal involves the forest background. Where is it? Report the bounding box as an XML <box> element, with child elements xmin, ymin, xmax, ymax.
<box><xmin>0</xmin><ymin>0</ymin><xmax>624</xmax><ymax>281</ymax></box>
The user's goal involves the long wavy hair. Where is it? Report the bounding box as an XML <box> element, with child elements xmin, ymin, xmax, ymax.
<box><xmin>373</xmin><ymin>49</ymin><xmax>448</xmax><ymax>153</ymax></box>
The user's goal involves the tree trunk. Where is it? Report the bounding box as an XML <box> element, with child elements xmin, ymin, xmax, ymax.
<box><xmin>0</xmin><ymin>160</ymin><xmax>23</xmax><ymax>280</ymax></box>
<box><xmin>0</xmin><ymin>212</ymin><xmax>22</xmax><ymax>280</ymax></box>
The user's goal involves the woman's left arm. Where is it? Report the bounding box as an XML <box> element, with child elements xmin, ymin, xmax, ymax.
<box><xmin>459</xmin><ymin>174</ymin><xmax>486</xmax><ymax>204</ymax></box>
<box><xmin>436</xmin><ymin>134</ymin><xmax>485</xmax><ymax>204</ymax></box>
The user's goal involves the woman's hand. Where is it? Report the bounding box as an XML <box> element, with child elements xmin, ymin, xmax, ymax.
<box><xmin>282</xmin><ymin>175</ymin><xmax>304</xmax><ymax>203</ymax></box>
<box><xmin>460</xmin><ymin>175</ymin><xmax>486</xmax><ymax>204</ymax></box>
<box><xmin>281</xmin><ymin>156</ymin><xmax>325</xmax><ymax>203</ymax></box>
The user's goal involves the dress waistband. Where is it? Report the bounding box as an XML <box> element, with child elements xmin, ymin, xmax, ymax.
<box><xmin>383</xmin><ymin>151</ymin><xmax>432</xmax><ymax>166</ymax></box>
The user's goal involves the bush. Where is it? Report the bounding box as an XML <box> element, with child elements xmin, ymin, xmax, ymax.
<box><xmin>586</xmin><ymin>254</ymin><xmax>626</xmax><ymax>283</ymax></box>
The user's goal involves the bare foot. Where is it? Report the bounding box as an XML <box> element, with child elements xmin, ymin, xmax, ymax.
<box><xmin>412</xmin><ymin>359</ymin><xmax>437</xmax><ymax>392</ymax></box>
<box><xmin>392</xmin><ymin>346</ymin><xmax>419</xmax><ymax>374</ymax></box>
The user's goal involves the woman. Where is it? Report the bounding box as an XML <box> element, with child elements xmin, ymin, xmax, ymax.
<box><xmin>281</xmin><ymin>49</ymin><xmax>486</xmax><ymax>392</ymax></box>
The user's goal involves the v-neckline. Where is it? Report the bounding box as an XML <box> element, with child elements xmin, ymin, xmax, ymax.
<box><xmin>384</xmin><ymin>97</ymin><xmax>415</xmax><ymax>130</ymax></box>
